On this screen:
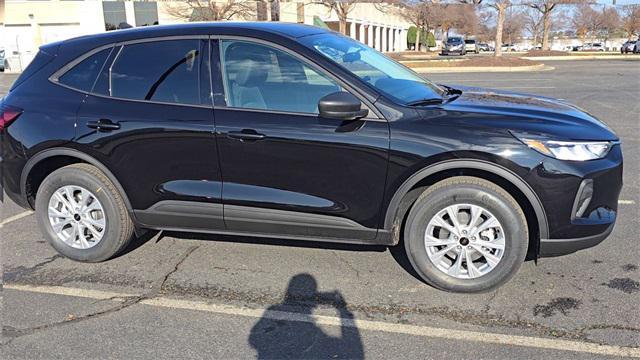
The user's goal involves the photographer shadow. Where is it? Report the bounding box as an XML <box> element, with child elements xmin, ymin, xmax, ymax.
<box><xmin>249</xmin><ymin>273</ymin><xmax>364</xmax><ymax>359</ymax></box>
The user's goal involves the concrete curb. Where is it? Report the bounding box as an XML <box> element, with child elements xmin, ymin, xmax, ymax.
<box><xmin>412</xmin><ymin>63</ymin><xmax>552</xmax><ymax>73</ymax></box>
<box><xmin>522</xmin><ymin>55</ymin><xmax>640</xmax><ymax>61</ymax></box>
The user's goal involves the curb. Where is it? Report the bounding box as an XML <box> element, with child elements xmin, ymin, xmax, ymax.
<box><xmin>412</xmin><ymin>63</ymin><xmax>552</xmax><ymax>73</ymax></box>
<box><xmin>522</xmin><ymin>55</ymin><xmax>640</xmax><ymax>61</ymax></box>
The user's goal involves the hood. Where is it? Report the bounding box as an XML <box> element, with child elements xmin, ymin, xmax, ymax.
<box><xmin>440</xmin><ymin>85</ymin><xmax>618</xmax><ymax>141</ymax></box>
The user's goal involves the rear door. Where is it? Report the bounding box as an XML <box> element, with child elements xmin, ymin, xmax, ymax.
<box><xmin>71</xmin><ymin>38</ymin><xmax>223</xmax><ymax>231</ymax></box>
<box><xmin>212</xmin><ymin>38</ymin><xmax>390</xmax><ymax>241</ymax></box>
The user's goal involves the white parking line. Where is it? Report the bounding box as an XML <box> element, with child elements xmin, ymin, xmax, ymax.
<box><xmin>619</xmin><ymin>200</ymin><xmax>636</xmax><ymax>205</ymax></box>
<box><xmin>5</xmin><ymin>284</ymin><xmax>640</xmax><ymax>358</ymax></box>
<box><xmin>0</xmin><ymin>210</ymin><xmax>34</xmax><ymax>228</ymax></box>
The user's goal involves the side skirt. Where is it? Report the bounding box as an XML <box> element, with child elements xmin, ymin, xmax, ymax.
<box><xmin>134</xmin><ymin>201</ymin><xmax>393</xmax><ymax>246</ymax></box>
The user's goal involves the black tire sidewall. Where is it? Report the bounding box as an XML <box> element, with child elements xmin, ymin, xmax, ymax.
<box><xmin>404</xmin><ymin>181</ymin><xmax>528</xmax><ymax>292</ymax></box>
<box><xmin>36</xmin><ymin>167</ymin><xmax>124</xmax><ymax>262</ymax></box>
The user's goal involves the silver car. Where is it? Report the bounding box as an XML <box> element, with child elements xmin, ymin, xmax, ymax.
<box><xmin>442</xmin><ymin>37</ymin><xmax>466</xmax><ymax>56</ymax></box>
<box><xmin>621</xmin><ymin>40</ymin><xmax>637</xmax><ymax>54</ymax></box>
<box><xmin>464</xmin><ymin>39</ymin><xmax>479</xmax><ymax>54</ymax></box>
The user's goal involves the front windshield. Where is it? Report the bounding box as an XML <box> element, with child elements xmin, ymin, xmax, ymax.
<box><xmin>300</xmin><ymin>33</ymin><xmax>444</xmax><ymax>104</ymax></box>
<box><xmin>448</xmin><ymin>38</ymin><xmax>463</xmax><ymax>44</ymax></box>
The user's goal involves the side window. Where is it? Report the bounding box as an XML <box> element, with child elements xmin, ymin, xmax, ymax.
<box><xmin>220</xmin><ymin>40</ymin><xmax>341</xmax><ymax>114</ymax></box>
<box><xmin>110</xmin><ymin>40</ymin><xmax>204</xmax><ymax>105</ymax></box>
<box><xmin>58</xmin><ymin>48</ymin><xmax>112</xmax><ymax>92</ymax></box>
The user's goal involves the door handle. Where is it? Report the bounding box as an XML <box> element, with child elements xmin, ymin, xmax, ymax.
<box><xmin>227</xmin><ymin>129</ymin><xmax>265</xmax><ymax>141</ymax></box>
<box><xmin>87</xmin><ymin>119</ymin><xmax>120</xmax><ymax>132</ymax></box>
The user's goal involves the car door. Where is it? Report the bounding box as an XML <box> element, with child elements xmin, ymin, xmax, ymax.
<box><xmin>212</xmin><ymin>38</ymin><xmax>389</xmax><ymax>241</ymax></box>
<box><xmin>73</xmin><ymin>38</ymin><xmax>224</xmax><ymax>231</ymax></box>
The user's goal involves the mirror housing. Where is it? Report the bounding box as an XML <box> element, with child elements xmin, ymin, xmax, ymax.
<box><xmin>318</xmin><ymin>92</ymin><xmax>369</xmax><ymax>121</ymax></box>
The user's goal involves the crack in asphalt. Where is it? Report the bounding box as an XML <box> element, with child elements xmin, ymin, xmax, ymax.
<box><xmin>158</xmin><ymin>280</ymin><xmax>640</xmax><ymax>344</ymax></box>
<box><xmin>1</xmin><ymin>245</ymin><xmax>200</xmax><ymax>345</ymax></box>
<box><xmin>331</xmin><ymin>251</ymin><xmax>361</xmax><ymax>279</ymax></box>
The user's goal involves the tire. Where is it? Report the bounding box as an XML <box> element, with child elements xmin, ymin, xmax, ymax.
<box><xmin>35</xmin><ymin>163</ymin><xmax>134</xmax><ymax>262</ymax></box>
<box><xmin>403</xmin><ymin>176</ymin><xmax>528</xmax><ymax>293</ymax></box>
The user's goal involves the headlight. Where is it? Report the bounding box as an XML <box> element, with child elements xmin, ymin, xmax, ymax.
<box><xmin>512</xmin><ymin>132</ymin><xmax>616</xmax><ymax>161</ymax></box>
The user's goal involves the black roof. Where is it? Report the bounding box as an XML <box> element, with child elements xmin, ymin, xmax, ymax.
<box><xmin>63</xmin><ymin>22</ymin><xmax>332</xmax><ymax>46</ymax></box>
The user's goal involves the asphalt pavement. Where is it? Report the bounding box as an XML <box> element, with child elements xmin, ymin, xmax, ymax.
<box><xmin>1</xmin><ymin>60</ymin><xmax>639</xmax><ymax>359</ymax></box>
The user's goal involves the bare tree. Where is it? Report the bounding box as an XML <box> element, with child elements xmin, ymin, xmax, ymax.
<box><xmin>621</xmin><ymin>5</ymin><xmax>640</xmax><ymax>39</ymax></box>
<box><xmin>488</xmin><ymin>0</ymin><xmax>512</xmax><ymax>57</ymax></box>
<box><xmin>523</xmin><ymin>7</ymin><xmax>543</xmax><ymax>45</ymax></box>
<box><xmin>572</xmin><ymin>3</ymin><xmax>599</xmax><ymax>42</ymax></box>
<box><xmin>165</xmin><ymin>0</ymin><xmax>256</xmax><ymax>21</ymax></box>
<box><xmin>316</xmin><ymin>0</ymin><xmax>359</xmax><ymax>34</ymax></box>
<box><xmin>503</xmin><ymin>8</ymin><xmax>526</xmax><ymax>46</ymax></box>
<box><xmin>597</xmin><ymin>6</ymin><xmax>620</xmax><ymax>47</ymax></box>
<box><xmin>527</xmin><ymin>0</ymin><xmax>593</xmax><ymax>51</ymax></box>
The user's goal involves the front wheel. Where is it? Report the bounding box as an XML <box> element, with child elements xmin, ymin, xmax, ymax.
<box><xmin>36</xmin><ymin>163</ymin><xmax>135</xmax><ymax>262</ymax></box>
<box><xmin>403</xmin><ymin>177</ymin><xmax>528</xmax><ymax>293</ymax></box>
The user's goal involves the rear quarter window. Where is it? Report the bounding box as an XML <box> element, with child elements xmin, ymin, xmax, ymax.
<box><xmin>58</xmin><ymin>47</ymin><xmax>113</xmax><ymax>92</ymax></box>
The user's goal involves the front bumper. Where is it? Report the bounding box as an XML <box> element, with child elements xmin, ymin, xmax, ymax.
<box><xmin>539</xmin><ymin>223</ymin><xmax>615</xmax><ymax>257</ymax></box>
<box><xmin>526</xmin><ymin>143</ymin><xmax>623</xmax><ymax>256</ymax></box>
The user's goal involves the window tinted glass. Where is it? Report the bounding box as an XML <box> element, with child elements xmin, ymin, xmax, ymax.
<box><xmin>300</xmin><ymin>34</ymin><xmax>444</xmax><ymax>105</ymax></box>
<box><xmin>59</xmin><ymin>48</ymin><xmax>111</xmax><ymax>92</ymax></box>
<box><xmin>111</xmin><ymin>40</ymin><xmax>203</xmax><ymax>105</ymax></box>
<box><xmin>221</xmin><ymin>40</ymin><xmax>340</xmax><ymax>114</ymax></box>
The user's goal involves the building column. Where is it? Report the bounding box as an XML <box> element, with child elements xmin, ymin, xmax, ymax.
<box><xmin>358</xmin><ymin>23</ymin><xmax>366</xmax><ymax>44</ymax></box>
<box><xmin>367</xmin><ymin>24</ymin><xmax>374</xmax><ymax>48</ymax></box>
<box><xmin>349</xmin><ymin>21</ymin><xmax>357</xmax><ymax>41</ymax></box>
<box><xmin>401</xmin><ymin>29</ymin><xmax>408</xmax><ymax>51</ymax></box>
<box><xmin>381</xmin><ymin>26</ymin><xmax>387</xmax><ymax>52</ymax></box>
<box><xmin>394</xmin><ymin>29</ymin><xmax>400</xmax><ymax>51</ymax></box>
<box><xmin>124</xmin><ymin>1</ymin><xmax>136</xmax><ymax>26</ymax></box>
<box><xmin>374</xmin><ymin>25</ymin><xmax>381</xmax><ymax>51</ymax></box>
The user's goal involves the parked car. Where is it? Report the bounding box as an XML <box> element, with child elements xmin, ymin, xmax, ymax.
<box><xmin>1</xmin><ymin>23</ymin><xmax>622</xmax><ymax>293</ymax></box>
<box><xmin>464</xmin><ymin>39</ymin><xmax>479</xmax><ymax>54</ymax></box>
<box><xmin>500</xmin><ymin>43</ymin><xmax>517</xmax><ymax>52</ymax></box>
<box><xmin>582</xmin><ymin>43</ymin><xmax>605</xmax><ymax>51</ymax></box>
<box><xmin>478</xmin><ymin>43</ymin><xmax>493</xmax><ymax>52</ymax></box>
<box><xmin>621</xmin><ymin>40</ymin><xmax>636</xmax><ymax>54</ymax></box>
<box><xmin>572</xmin><ymin>45</ymin><xmax>583</xmax><ymax>51</ymax></box>
<box><xmin>442</xmin><ymin>37</ymin><xmax>466</xmax><ymax>56</ymax></box>
<box><xmin>0</xmin><ymin>48</ymin><xmax>5</xmax><ymax>72</ymax></box>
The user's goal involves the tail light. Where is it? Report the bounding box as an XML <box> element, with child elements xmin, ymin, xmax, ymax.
<box><xmin>0</xmin><ymin>104</ymin><xmax>23</xmax><ymax>131</ymax></box>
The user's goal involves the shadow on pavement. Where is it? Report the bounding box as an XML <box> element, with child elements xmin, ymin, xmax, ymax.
<box><xmin>248</xmin><ymin>273</ymin><xmax>364</xmax><ymax>359</ymax></box>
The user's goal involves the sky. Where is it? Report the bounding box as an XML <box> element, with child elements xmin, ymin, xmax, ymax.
<box><xmin>597</xmin><ymin>0</ymin><xmax>640</xmax><ymax>5</ymax></box>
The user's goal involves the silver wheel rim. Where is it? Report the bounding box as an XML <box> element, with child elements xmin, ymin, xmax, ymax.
<box><xmin>425</xmin><ymin>204</ymin><xmax>505</xmax><ymax>279</ymax></box>
<box><xmin>47</xmin><ymin>185</ymin><xmax>106</xmax><ymax>249</ymax></box>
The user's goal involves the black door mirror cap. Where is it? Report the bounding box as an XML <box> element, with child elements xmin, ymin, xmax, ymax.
<box><xmin>318</xmin><ymin>91</ymin><xmax>369</xmax><ymax>121</ymax></box>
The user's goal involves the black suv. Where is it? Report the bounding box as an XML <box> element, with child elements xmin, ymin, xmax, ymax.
<box><xmin>0</xmin><ymin>23</ymin><xmax>622</xmax><ymax>292</ymax></box>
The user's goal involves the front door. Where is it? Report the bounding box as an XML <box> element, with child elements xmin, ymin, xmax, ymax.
<box><xmin>212</xmin><ymin>39</ymin><xmax>389</xmax><ymax>240</ymax></box>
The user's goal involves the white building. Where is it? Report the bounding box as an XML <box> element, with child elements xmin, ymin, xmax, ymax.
<box><xmin>1</xmin><ymin>0</ymin><xmax>412</xmax><ymax>71</ymax></box>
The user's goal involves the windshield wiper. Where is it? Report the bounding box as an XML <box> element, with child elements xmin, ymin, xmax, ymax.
<box><xmin>406</xmin><ymin>98</ymin><xmax>444</xmax><ymax>107</ymax></box>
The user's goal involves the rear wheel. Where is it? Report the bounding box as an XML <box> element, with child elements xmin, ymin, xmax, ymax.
<box><xmin>35</xmin><ymin>163</ymin><xmax>134</xmax><ymax>262</ymax></box>
<box><xmin>403</xmin><ymin>177</ymin><xmax>528</xmax><ymax>292</ymax></box>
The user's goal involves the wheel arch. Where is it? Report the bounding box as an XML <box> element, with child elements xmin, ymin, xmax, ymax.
<box><xmin>384</xmin><ymin>159</ymin><xmax>549</xmax><ymax>254</ymax></box>
<box><xmin>21</xmin><ymin>148</ymin><xmax>135</xmax><ymax>218</ymax></box>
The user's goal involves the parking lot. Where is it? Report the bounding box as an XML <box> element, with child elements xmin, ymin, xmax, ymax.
<box><xmin>1</xmin><ymin>60</ymin><xmax>639</xmax><ymax>358</ymax></box>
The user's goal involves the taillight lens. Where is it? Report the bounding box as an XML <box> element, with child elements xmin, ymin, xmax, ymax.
<box><xmin>0</xmin><ymin>104</ymin><xmax>23</xmax><ymax>131</ymax></box>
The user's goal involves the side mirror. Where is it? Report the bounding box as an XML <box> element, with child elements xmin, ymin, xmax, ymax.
<box><xmin>318</xmin><ymin>92</ymin><xmax>368</xmax><ymax>121</ymax></box>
